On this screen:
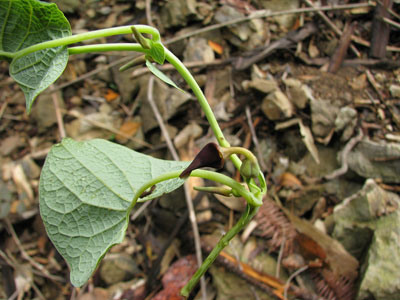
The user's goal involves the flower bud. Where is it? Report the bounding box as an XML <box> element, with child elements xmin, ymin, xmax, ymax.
<box><xmin>240</xmin><ymin>159</ymin><xmax>260</xmax><ymax>179</ymax></box>
<box><xmin>180</xmin><ymin>143</ymin><xmax>224</xmax><ymax>179</ymax></box>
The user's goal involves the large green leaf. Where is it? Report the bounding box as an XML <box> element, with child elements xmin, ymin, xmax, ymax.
<box><xmin>39</xmin><ymin>138</ymin><xmax>189</xmax><ymax>286</ymax></box>
<box><xmin>0</xmin><ymin>0</ymin><xmax>71</xmax><ymax>112</ymax></box>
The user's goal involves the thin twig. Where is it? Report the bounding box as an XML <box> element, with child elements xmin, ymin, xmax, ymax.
<box><xmin>303</xmin><ymin>0</ymin><xmax>361</xmax><ymax>57</ymax></box>
<box><xmin>324</xmin><ymin>129</ymin><xmax>364</xmax><ymax>180</ymax></box>
<box><xmin>276</xmin><ymin>238</ymin><xmax>286</xmax><ymax>279</ymax></box>
<box><xmin>145</xmin><ymin>0</ymin><xmax>155</xmax><ymax>28</ymax></box>
<box><xmin>165</xmin><ymin>2</ymin><xmax>373</xmax><ymax>45</ymax></box>
<box><xmin>31</xmin><ymin>282</ymin><xmax>46</xmax><ymax>300</ymax></box>
<box><xmin>147</xmin><ymin>76</ymin><xmax>207</xmax><ymax>299</ymax></box>
<box><xmin>245</xmin><ymin>106</ymin><xmax>267</xmax><ymax>171</ymax></box>
<box><xmin>0</xmin><ymin>98</ymin><xmax>8</xmax><ymax>120</ymax></box>
<box><xmin>383</xmin><ymin>16</ymin><xmax>400</xmax><ymax>30</ymax></box>
<box><xmin>4</xmin><ymin>218</ymin><xmax>65</xmax><ymax>283</ymax></box>
<box><xmin>284</xmin><ymin>266</ymin><xmax>309</xmax><ymax>300</ymax></box>
<box><xmin>366</xmin><ymin>69</ymin><xmax>385</xmax><ymax>100</ymax></box>
<box><xmin>130</xmin><ymin>201</ymin><xmax>152</xmax><ymax>221</ymax></box>
<box><xmin>50</xmin><ymin>85</ymin><xmax>66</xmax><ymax>139</ymax></box>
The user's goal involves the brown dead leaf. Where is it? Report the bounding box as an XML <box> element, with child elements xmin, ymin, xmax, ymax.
<box><xmin>105</xmin><ymin>89</ymin><xmax>120</xmax><ymax>102</ymax></box>
<box><xmin>208</xmin><ymin>40</ymin><xmax>223</xmax><ymax>55</ymax></box>
<box><xmin>116</xmin><ymin>121</ymin><xmax>141</xmax><ymax>143</ymax></box>
<box><xmin>279</xmin><ymin>172</ymin><xmax>303</xmax><ymax>189</ymax></box>
<box><xmin>78</xmin><ymin>288</ymin><xmax>109</xmax><ymax>300</ymax></box>
<box><xmin>299</xmin><ymin>119</ymin><xmax>320</xmax><ymax>164</ymax></box>
<box><xmin>214</xmin><ymin>193</ymin><xmax>246</xmax><ymax>211</ymax></box>
<box><xmin>283</xmin><ymin>207</ymin><xmax>359</xmax><ymax>281</ymax></box>
<box><xmin>295</xmin><ymin>233</ymin><xmax>326</xmax><ymax>261</ymax></box>
<box><xmin>152</xmin><ymin>255</ymin><xmax>197</xmax><ymax>300</ymax></box>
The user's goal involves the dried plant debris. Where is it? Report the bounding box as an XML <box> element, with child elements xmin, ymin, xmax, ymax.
<box><xmin>311</xmin><ymin>269</ymin><xmax>356</xmax><ymax>300</ymax></box>
<box><xmin>253</xmin><ymin>198</ymin><xmax>297</xmax><ymax>255</ymax></box>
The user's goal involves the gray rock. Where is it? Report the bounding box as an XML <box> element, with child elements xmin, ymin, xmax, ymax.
<box><xmin>0</xmin><ymin>179</ymin><xmax>12</xmax><ymax>219</ymax></box>
<box><xmin>111</xmin><ymin>59</ymin><xmax>141</xmax><ymax>103</ymax></box>
<box><xmin>21</xmin><ymin>157</ymin><xmax>41</xmax><ymax>180</ymax></box>
<box><xmin>310</xmin><ymin>98</ymin><xmax>339</xmax><ymax>138</ymax></box>
<box><xmin>261</xmin><ymin>90</ymin><xmax>294</xmax><ymax>121</ymax></box>
<box><xmin>332</xmin><ymin>180</ymin><xmax>400</xmax><ymax>299</ymax></box>
<box><xmin>258</xmin><ymin>0</ymin><xmax>300</xmax><ymax>30</ymax></box>
<box><xmin>183</xmin><ymin>37</ymin><xmax>215</xmax><ymax>63</ymax></box>
<box><xmin>100</xmin><ymin>253</ymin><xmax>139</xmax><ymax>286</ymax></box>
<box><xmin>0</xmin><ymin>136</ymin><xmax>22</xmax><ymax>156</ymax></box>
<box><xmin>242</xmin><ymin>78</ymin><xmax>278</xmax><ymax>94</ymax></box>
<box><xmin>137</xmin><ymin>76</ymin><xmax>191</xmax><ymax>132</ymax></box>
<box><xmin>160</xmin><ymin>0</ymin><xmax>197</xmax><ymax>28</ymax></box>
<box><xmin>335</xmin><ymin>106</ymin><xmax>357</xmax><ymax>142</ymax></box>
<box><xmin>348</xmin><ymin>139</ymin><xmax>400</xmax><ymax>183</ymax></box>
<box><xmin>298</xmin><ymin>145</ymin><xmax>339</xmax><ymax>178</ymax></box>
<box><xmin>214</xmin><ymin>6</ymin><xmax>251</xmax><ymax>42</ymax></box>
<box><xmin>389</xmin><ymin>84</ymin><xmax>400</xmax><ymax>98</ymax></box>
<box><xmin>30</xmin><ymin>92</ymin><xmax>64</xmax><ymax>132</ymax></box>
<box><xmin>283</xmin><ymin>78</ymin><xmax>310</xmax><ymax>109</ymax></box>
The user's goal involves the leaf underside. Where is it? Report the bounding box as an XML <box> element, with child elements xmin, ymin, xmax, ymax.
<box><xmin>0</xmin><ymin>0</ymin><xmax>71</xmax><ymax>112</ymax></box>
<box><xmin>39</xmin><ymin>138</ymin><xmax>188</xmax><ymax>286</ymax></box>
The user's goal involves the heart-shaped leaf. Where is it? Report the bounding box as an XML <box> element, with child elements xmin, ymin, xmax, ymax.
<box><xmin>0</xmin><ymin>0</ymin><xmax>71</xmax><ymax>112</ymax></box>
<box><xmin>39</xmin><ymin>138</ymin><xmax>189</xmax><ymax>286</ymax></box>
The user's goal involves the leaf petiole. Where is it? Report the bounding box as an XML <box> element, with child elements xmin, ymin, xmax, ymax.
<box><xmin>11</xmin><ymin>25</ymin><xmax>160</xmax><ymax>60</ymax></box>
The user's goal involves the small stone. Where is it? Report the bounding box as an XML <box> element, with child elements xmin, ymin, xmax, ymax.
<box><xmin>349</xmin><ymin>73</ymin><xmax>367</xmax><ymax>90</ymax></box>
<box><xmin>21</xmin><ymin>157</ymin><xmax>41</xmax><ymax>180</ymax></box>
<box><xmin>389</xmin><ymin>84</ymin><xmax>400</xmax><ymax>98</ymax></box>
<box><xmin>332</xmin><ymin>180</ymin><xmax>400</xmax><ymax>300</ymax></box>
<box><xmin>259</xmin><ymin>0</ymin><xmax>300</xmax><ymax>30</ymax></box>
<box><xmin>183</xmin><ymin>38</ymin><xmax>215</xmax><ymax>63</ymax></box>
<box><xmin>335</xmin><ymin>106</ymin><xmax>357</xmax><ymax>141</ymax></box>
<box><xmin>261</xmin><ymin>90</ymin><xmax>294</xmax><ymax>121</ymax></box>
<box><xmin>100</xmin><ymin>253</ymin><xmax>139</xmax><ymax>286</ymax></box>
<box><xmin>242</xmin><ymin>78</ymin><xmax>278</xmax><ymax>94</ymax></box>
<box><xmin>348</xmin><ymin>139</ymin><xmax>400</xmax><ymax>183</ymax></box>
<box><xmin>214</xmin><ymin>5</ymin><xmax>251</xmax><ymax>41</ymax></box>
<box><xmin>98</xmin><ymin>6</ymin><xmax>112</xmax><ymax>15</ymax></box>
<box><xmin>160</xmin><ymin>0</ymin><xmax>197</xmax><ymax>28</ymax></box>
<box><xmin>69</xmin><ymin>96</ymin><xmax>82</xmax><ymax>106</ymax></box>
<box><xmin>138</xmin><ymin>76</ymin><xmax>191</xmax><ymax>133</ymax></box>
<box><xmin>310</xmin><ymin>99</ymin><xmax>339</xmax><ymax>138</ymax></box>
<box><xmin>0</xmin><ymin>179</ymin><xmax>12</xmax><ymax>219</ymax></box>
<box><xmin>31</xmin><ymin>92</ymin><xmax>64</xmax><ymax>132</ymax></box>
<box><xmin>283</xmin><ymin>78</ymin><xmax>310</xmax><ymax>109</ymax></box>
<box><xmin>0</xmin><ymin>136</ymin><xmax>22</xmax><ymax>156</ymax></box>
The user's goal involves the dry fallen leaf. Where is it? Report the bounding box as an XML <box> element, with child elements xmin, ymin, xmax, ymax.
<box><xmin>208</xmin><ymin>40</ymin><xmax>224</xmax><ymax>55</ymax></box>
<box><xmin>152</xmin><ymin>255</ymin><xmax>197</xmax><ymax>300</ymax></box>
<box><xmin>116</xmin><ymin>121</ymin><xmax>141</xmax><ymax>143</ymax></box>
<box><xmin>105</xmin><ymin>88</ymin><xmax>120</xmax><ymax>102</ymax></box>
<box><xmin>279</xmin><ymin>172</ymin><xmax>303</xmax><ymax>189</ymax></box>
<box><xmin>299</xmin><ymin>119</ymin><xmax>320</xmax><ymax>164</ymax></box>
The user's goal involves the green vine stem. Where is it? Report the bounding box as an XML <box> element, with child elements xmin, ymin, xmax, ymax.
<box><xmin>68</xmin><ymin>43</ymin><xmax>145</xmax><ymax>55</ymax></box>
<box><xmin>132</xmin><ymin>169</ymin><xmax>262</xmax><ymax>208</ymax></box>
<box><xmin>131</xmin><ymin>168</ymin><xmax>262</xmax><ymax>296</ymax></box>
<box><xmin>5</xmin><ymin>25</ymin><xmax>160</xmax><ymax>60</ymax></box>
<box><xmin>181</xmin><ymin>204</ymin><xmax>259</xmax><ymax>297</ymax></box>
